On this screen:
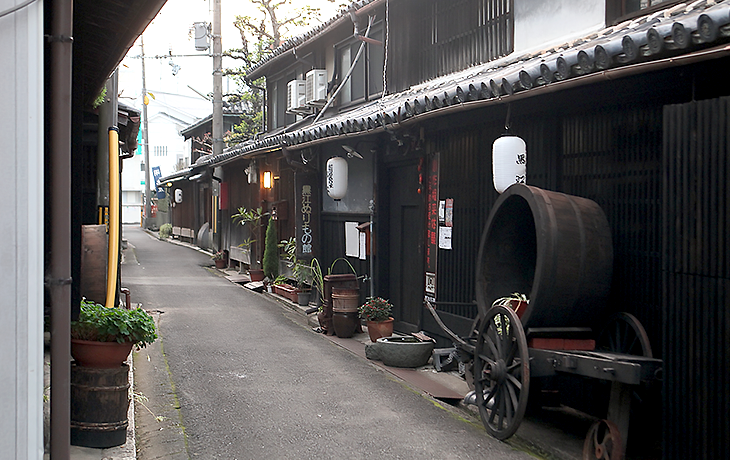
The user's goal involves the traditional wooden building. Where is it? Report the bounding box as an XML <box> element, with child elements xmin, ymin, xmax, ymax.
<box><xmin>161</xmin><ymin>1</ymin><xmax>730</xmax><ymax>458</ymax></box>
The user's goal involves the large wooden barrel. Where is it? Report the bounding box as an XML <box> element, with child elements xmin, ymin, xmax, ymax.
<box><xmin>71</xmin><ymin>364</ymin><xmax>130</xmax><ymax>448</ymax></box>
<box><xmin>476</xmin><ymin>184</ymin><xmax>613</xmax><ymax>329</ymax></box>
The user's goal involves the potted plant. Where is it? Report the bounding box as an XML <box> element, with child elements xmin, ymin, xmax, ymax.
<box><xmin>211</xmin><ymin>250</ymin><xmax>227</xmax><ymax>269</ymax></box>
<box><xmin>159</xmin><ymin>223</ymin><xmax>172</xmax><ymax>239</ymax></box>
<box><xmin>70</xmin><ymin>298</ymin><xmax>157</xmax><ymax>368</ymax></box>
<box><xmin>359</xmin><ymin>297</ymin><xmax>395</xmax><ymax>342</ymax></box>
<box><xmin>232</xmin><ymin>207</ymin><xmax>268</xmax><ymax>281</ymax></box>
<box><xmin>281</xmin><ymin>237</ymin><xmax>312</xmax><ymax>306</ymax></box>
<box><xmin>492</xmin><ymin>292</ymin><xmax>529</xmax><ymax>319</ymax></box>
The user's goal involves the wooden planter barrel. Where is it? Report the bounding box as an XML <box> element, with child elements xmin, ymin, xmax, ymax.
<box><xmin>476</xmin><ymin>184</ymin><xmax>614</xmax><ymax>329</ymax></box>
<box><xmin>70</xmin><ymin>363</ymin><xmax>130</xmax><ymax>448</ymax></box>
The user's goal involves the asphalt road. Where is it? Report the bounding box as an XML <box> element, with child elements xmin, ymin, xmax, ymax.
<box><xmin>122</xmin><ymin>226</ymin><xmax>535</xmax><ymax>460</ymax></box>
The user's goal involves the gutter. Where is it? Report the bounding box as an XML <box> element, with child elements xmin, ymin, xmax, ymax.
<box><xmin>49</xmin><ymin>0</ymin><xmax>73</xmax><ymax>457</ymax></box>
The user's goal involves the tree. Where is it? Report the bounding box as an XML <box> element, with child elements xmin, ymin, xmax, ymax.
<box><xmin>262</xmin><ymin>217</ymin><xmax>279</xmax><ymax>280</ymax></box>
<box><xmin>223</xmin><ymin>0</ymin><xmax>332</xmax><ymax>145</ymax></box>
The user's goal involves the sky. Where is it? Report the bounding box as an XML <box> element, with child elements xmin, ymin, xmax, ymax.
<box><xmin>118</xmin><ymin>0</ymin><xmax>342</xmax><ymax>113</ymax></box>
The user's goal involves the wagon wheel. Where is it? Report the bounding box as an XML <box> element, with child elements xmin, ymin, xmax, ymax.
<box><xmin>596</xmin><ymin>312</ymin><xmax>652</xmax><ymax>358</ymax></box>
<box><xmin>583</xmin><ymin>419</ymin><xmax>623</xmax><ymax>460</ymax></box>
<box><xmin>474</xmin><ymin>305</ymin><xmax>530</xmax><ymax>440</ymax></box>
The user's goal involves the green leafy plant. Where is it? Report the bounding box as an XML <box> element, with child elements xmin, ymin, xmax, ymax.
<box><xmin>262</xmin><ymin>217</ymin><xmax>279</xmax><ymax>279</ymax></box>
<box><xmin>212</xmin><ymin>251</ymin><xmax>226</xmax><ymax>261</ymax></box>
<box><xmin>232</xmin><ymin>207</ymin><xmax>268</xmax><ymax>269</ymax></box>
<box><xmin>71</xmin><ymin>299</ymin><xmax>157</xmax><ymax>348</ymax></box>
<box><xmin>281</xmin><ymin>237</ymin><xmax>310</xmax><ymax>289</ymax></box>
<box><xmin>272</xmin><ymin>274</ymin><xmax>289</xmax><ymax>286</ymax></box>
<box><xmin>358</xmin><ymin>297</ymin><xmax>393</xmax><ymax>322</ymax></box>
<box><xmin>159</xmin><ymin>223</ymin><xmax>172</xmax><ymax>239</ymax></box>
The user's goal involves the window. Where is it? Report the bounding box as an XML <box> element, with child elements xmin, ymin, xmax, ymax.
<box><xmin>418</xmin><ymin>0</ymin><xmax>513</xmax><ymax>81</ymax></box>
<box><xmin>270</xmin><ymin>72</ymin><xmax>298</xmax><ymax>129</ymax></box>
<box><xmin>336</xmin><ymin>23</ymin><xmax>385</xmax><ymax>105</ymax></box>
<box><xmin>153</xmin><ymin>146</ymin><xmax>168</xmax><ymax>157</ymax></box>
<box><xmin>606</xmin><ymin>0</ymin><xmax>681</xmax><ymax>25</ymax></box>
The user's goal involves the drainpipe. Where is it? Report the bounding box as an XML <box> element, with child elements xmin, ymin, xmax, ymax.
<box><xmin>49</xmin><ymin>0</ymin><xmax>73</xmax><ymax>457</ymax></box>
<box><xmin>105</xmin><ymin>127</ymin><xmax>121</xmax><ymax>308</ymax></box>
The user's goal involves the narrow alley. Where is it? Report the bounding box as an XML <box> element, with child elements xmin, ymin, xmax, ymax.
<box><xmin>121</xmin><ymin>226</ymin><xmax>535</xmax><ymax>459</ymax></box>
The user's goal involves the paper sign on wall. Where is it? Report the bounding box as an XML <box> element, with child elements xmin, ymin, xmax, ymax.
<box><xmin>439</xmin><ymin>226</ymin><xmax>452</xmax><ymax>250</ymax></box>
<box><xmin>345</xmin><ymin>222</ymin><xmax>359</xmax><ymax>257</ymax></box>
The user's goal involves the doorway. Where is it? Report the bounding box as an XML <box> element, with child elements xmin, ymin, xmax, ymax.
<box><xmin>387</xmin><ymin>161</ymin><xmax>425</xmax><ymax>333</ymax></box>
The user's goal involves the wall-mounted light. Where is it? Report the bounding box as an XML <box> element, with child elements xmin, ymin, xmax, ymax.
<box><xmin>263</xmin><ymin>171</ymin><xmax>273</xmax><ymax>189</ymax></box>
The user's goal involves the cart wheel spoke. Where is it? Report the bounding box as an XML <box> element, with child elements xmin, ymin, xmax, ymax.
<box><xmin>474</xmin><ymin>305</ymin><xmax>529</xmax><ymax>441</ymax></box>
<box><xmin>484</xmin><ymin>334</ymin><xmax>500</xmax><ymax>359</ymax></box>
<box><xmin>505</xmin><ymin>371</ymin><xmax>523</xmax><ymax>391</ymax></box>
<box><xmin>477</xmin><ymin>353</ymin><xmax>497</xmax><ymax>368</ymax></box>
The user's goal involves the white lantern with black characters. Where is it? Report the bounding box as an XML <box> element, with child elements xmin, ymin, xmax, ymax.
<box><xmin>326</xmin><ymin>156</ymin><xmax>348</xmax><ymax>200</ymax></box>
<box><xmin>492</xmin><ymin>135</ymin><xmax>526</xmax><ymax>194</ymax></box>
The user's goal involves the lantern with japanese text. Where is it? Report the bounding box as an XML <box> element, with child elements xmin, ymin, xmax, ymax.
<box><xmin>492</xmin><ymin>136</ymin><xmax>526</xmax><ymax>194</ymax></box>
<box><xmin>326</xmin><ymin>156</ymin><xmax>348</xmax><ymax>200</ymax></box>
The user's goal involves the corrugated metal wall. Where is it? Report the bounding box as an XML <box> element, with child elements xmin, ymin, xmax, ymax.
<box><xmin>662</xmin><ymin>97</ymin><xmax>730</xmax><ymax>460</ymax></box>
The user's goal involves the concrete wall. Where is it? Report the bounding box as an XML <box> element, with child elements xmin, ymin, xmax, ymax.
<box><xmin>0</xmin><ymin>0</ymin><xmax>45</xmax><ymax>457</ymax></box>
<box><xmin>514</xmin><ymin>0</ymin><xmax>605</xmax><ymax>53</ymax></box>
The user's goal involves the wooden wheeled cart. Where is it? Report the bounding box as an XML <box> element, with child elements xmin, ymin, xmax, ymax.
<box><xmin>427</xmin><ymin>184</ymin><xmax>663</xmax><ymax>460</ymax></box>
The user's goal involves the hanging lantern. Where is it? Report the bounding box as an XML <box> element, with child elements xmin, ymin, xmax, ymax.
<box><xmin>326</xmin><ymin>156</ymin><xmax>348</xmax><ymax>200</ymax></box>
<box><xmin>492</xmin><ymin>135</ymin><xmax>527</xmax><ymax>194</ymax></box>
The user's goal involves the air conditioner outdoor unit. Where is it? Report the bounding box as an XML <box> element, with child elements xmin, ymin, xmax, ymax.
<box><xmin>286</xmin><ymin>80</ymin><xmax>306</xmax><ymax>112</ymax></box>
<box><xmin>305</xmin><ymin>69</ymin><xmax>328</xmax><ymax>106</ymax></box>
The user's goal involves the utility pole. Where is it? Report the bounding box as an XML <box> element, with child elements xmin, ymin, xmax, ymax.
<box><xmin>212</xmin><ymin>0</ymin><xmax>223</xmax><ymax>156</ymax></box>
<box><xmin>141</xmin><ymin>35</ymin><xmax>152</xmax><ymax>228</ymax></box>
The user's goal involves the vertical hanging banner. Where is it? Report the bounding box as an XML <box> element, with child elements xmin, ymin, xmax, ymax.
<box><xmin>151</xmin><ymin>166</ymin><xmax>165</xmax><ymax>198</ymax></box>
<box><xmin>425</xmin><ymin>152</ymin><xmax>440</xmax><ymax>302</ymax></box>
<box><xmin>295</xmin><ymin>170</ymin><xmax>320</xmax><ymax>260</ymax></box>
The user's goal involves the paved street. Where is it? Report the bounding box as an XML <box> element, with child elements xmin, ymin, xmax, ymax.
<box><xmin>121</xmin><ymin>226</ymin><xmax>535</xmax><ymax>459</ymax></box>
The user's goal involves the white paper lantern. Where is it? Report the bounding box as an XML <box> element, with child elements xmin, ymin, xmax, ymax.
<box><xmin>326</xmin><ymin>156</ymin><xmax>348</xmax><ymax>200</ymax></box>
<box><xmin>174</xmin><ymin>189</ymin><xmax>183</xmax><ymax>203</ymax></box>
<box><xmin>492</xmin><ymin>135</ymin><xmax>527</xmax><ymax>194</ymax></box>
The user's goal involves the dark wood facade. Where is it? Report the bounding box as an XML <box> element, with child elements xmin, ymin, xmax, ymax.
<box><xmin>180</xmin><ymin>1</ymin><xmax>730</xmax><ymax>457</ymax></box>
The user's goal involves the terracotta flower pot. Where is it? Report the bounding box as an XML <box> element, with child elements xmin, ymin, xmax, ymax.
<box><xmin>71</xmin><ymin>339</ymin><xmax>134</xmax><ymax>368</ymax></box>
<box><xmin>214</xmin><ymin>259</ymin><xmax>226</xmax><ymax>269</ymax></box>
<box><xmin>367</xmin><ymin>317</ymin><xmax>394</xmax><ymax>342</ymax></box>
<box><xmin>249</xmin><ymin>269</ymin><xmax>265</xmax><ymax>282</ymax></box>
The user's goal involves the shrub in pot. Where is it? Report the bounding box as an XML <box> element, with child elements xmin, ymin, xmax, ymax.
<box><xmin>359</xmin><ymin>297</ymin><xmax>394</xmax><ymax>342</ymax></box>
<box><xmin>71</xmin><ymin>299</ymin><xmax>157</xmax><ymax>368</ymax></box>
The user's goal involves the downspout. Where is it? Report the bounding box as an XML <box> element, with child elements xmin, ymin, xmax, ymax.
<box><xmin>105</xmin><ymin>127</ymin><xmax>121</xmax><ymax>308</ymax></box>
<box><xmin>49</xmin><ymin>0</ymin><xmax>73</xmax><ymax>458</ymax></box>
<box><xmin>212</xmin><ymin>170</ymin><xmax>222</xmax><ymax>250</ymax></box>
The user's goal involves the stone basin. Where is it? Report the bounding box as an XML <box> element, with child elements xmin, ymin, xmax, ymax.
<box><xmin>365</xmin><ymin>336</ymin><xmax>435</xmax><ymax>368</ymax></box>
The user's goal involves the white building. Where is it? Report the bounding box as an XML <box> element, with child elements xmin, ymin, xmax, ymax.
<box><xmin>120</xmin><ymin>90</ymin><xmax>211</xmax><ymax>223</ymax></box>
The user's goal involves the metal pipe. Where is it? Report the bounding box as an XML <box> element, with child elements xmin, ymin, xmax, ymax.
<box><xmin>106</xmin><ymin>127</ymin><xmax>121</xmax><ymax>308</ymax></box>
<box><xmin>50</xmin><ymin>0</ymin><xmax>73</xmax><ymax>457</ymax></box>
